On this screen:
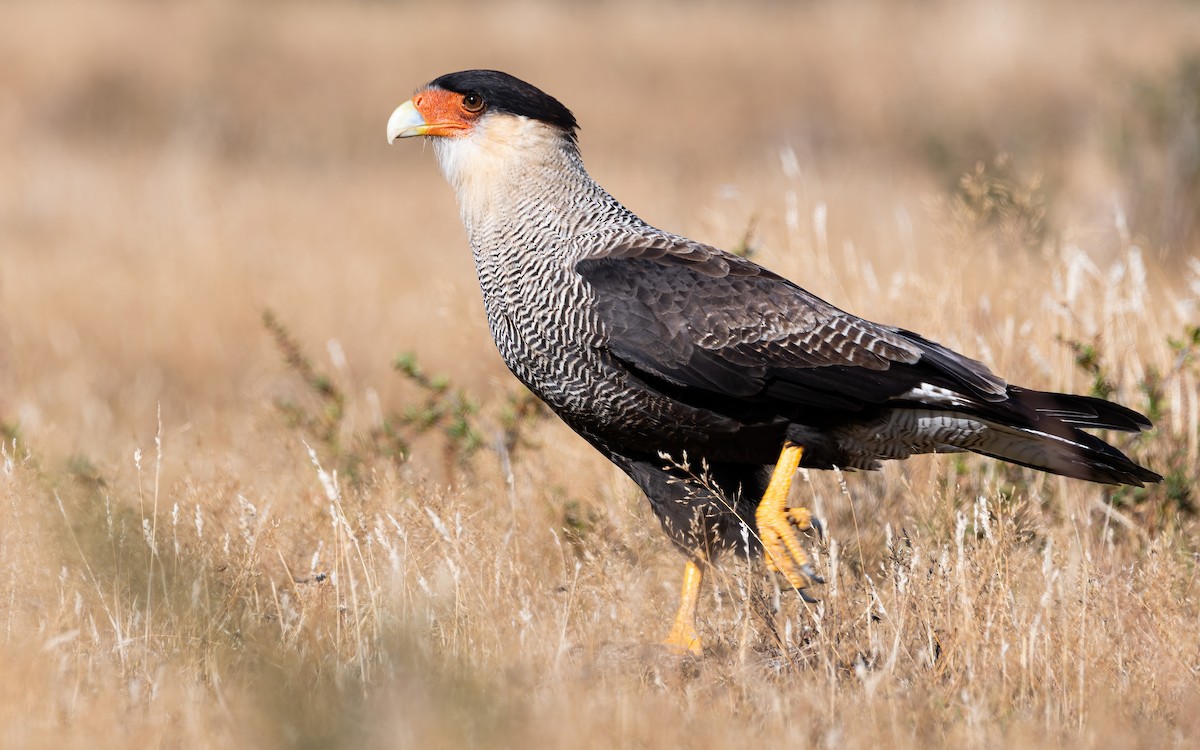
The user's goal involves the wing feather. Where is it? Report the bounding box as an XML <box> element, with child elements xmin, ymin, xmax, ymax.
<box><xmin>574</xmin><ymin>231</ymin><xmax>1007</xmax><ymax>416</ymax></box>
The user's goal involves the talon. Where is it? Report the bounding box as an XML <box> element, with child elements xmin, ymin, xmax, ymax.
<box><xmin>799</xmin><ymin>587</ymin><xmax>819</xmax><ymax>604</ymax></box>
<box><xmin>811</xmin><ymin>516</ymin><xmax>825</xmax><ymax>542</ymax></box>
<box><xmin>786</xmin><ymin>505</ymin><xmax>813</xmax><ymax>529</ymax></box>
<box><xmin>755</xmin><ymin>442</ymin><xmax>826</xmax><ymax>601</ymax></box>
<box><xmin>801</xmin><ymin>563</ymin><xmax>826</xmax><ymax>586</ymax></box>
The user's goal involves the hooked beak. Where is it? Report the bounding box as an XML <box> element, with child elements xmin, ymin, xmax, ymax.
<box><xmin>387</xmin><ymin>99</ymin><xmax>428</xmax><ymax>143</ymax></box>
<box><xmin>388</xmin><ymin>91</ymin><xmax>472</xmax><ymax>143</ymax></box>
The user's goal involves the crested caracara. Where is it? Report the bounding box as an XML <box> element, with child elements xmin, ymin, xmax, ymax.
<box><xmin>388</xmin><ymin>70</ymin><xmax>1159</xmax><ymax>655</ymax></box>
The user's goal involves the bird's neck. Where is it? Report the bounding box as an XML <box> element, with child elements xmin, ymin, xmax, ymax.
<box><xmin>434</xmin><ymin>121</ymin><xmax>642</xmax><ymax>260</ymax></box>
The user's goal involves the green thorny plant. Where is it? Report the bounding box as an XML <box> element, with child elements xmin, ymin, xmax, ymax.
<box><xmin>263</xmin><ymin>309</ymin><xmax>549</xmax><ymax>483</ymax></box>
<box><xmin>1059</xmin><ymin>326</ymin><xmax>1200</xmax><ymax>524</ymax></box>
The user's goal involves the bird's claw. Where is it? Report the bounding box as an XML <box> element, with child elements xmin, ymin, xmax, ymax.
<box><xmin>810</xmin><ymin>516</ymin><xmax>825</xmax><ymax>543</ymax></box>
<box><xmin>758</xmin><ymin>502</ymin><xmax>824</xmax><ymax>600</ymax></box>
<box><xmin>801</xmin><ymin>562</ymin><xmax>826</xmax><ymax>586</ymax></box>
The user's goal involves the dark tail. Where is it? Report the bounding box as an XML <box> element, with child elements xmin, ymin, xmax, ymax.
<box><xmin>970</xmin><ymin>387</ymin><xmax>1160</xmax><ymax>486</ymax></box>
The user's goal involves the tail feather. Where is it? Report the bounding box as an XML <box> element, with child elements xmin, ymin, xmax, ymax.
<box><xmin>1004</xmin><ymin>387</ymin><xmax>1152</xmax><ymax>431</ymax></box>
<box><xmin>971</xmin><ymin>419</ymin><xmax>1161</xmax><ymax>486</ymax></box>
<box><xmin>876</xmin><ymin>385</ymin><xmax>1161</xmax><ymax>486</ymax></box>
<box><xmin>962</xmin><ymin>387</ymin><xmax>1160</xmax><ymax>486</ymax></box>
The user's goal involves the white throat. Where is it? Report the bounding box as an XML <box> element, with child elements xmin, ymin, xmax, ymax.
<box><xmin>429</xmin><ymin>113</ymin><xmax>639</xmax><ymax>259</ymax></box>
<box><xmin>433</xmin><ymin>116</ymin><xmax>566</xmax><ymax>209</ymax></box>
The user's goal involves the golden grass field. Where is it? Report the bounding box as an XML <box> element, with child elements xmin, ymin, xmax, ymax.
<box><xmin>3</xmin><ymin>0</ymin><xmax>1200</xmax><ymax>747</ymax></box>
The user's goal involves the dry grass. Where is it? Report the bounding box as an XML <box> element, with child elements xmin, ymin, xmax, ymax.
<box><xmin>2</xmin><ymin>0</ymin><xmax>1200</xmax><ymax>747</ymax></box>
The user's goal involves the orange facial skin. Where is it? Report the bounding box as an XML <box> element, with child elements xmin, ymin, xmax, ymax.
<box><xmin>410</xmin><ymin>88</ymin><xmax>485</xmax><ymax>137</ymax></box>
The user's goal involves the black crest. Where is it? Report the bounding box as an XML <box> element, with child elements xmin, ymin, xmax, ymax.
<box><xmin>427</xmin><ymin>70</ymin><xmax>579</xmax><ymax>137</ymax></box>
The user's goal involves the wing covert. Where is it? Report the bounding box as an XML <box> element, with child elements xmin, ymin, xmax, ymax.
<box><xmin>574</xmin><ymin>231</ymin><xmax>1005</xmax><ymax>414</ymax></box>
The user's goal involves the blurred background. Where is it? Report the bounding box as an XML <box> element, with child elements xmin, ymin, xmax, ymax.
<box><xmin>2</xmin><ymin>1</ymin><xmax>1199</xmax><ymax>747</ymax></box>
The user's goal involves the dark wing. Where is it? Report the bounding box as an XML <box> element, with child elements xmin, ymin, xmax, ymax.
<box><xmin>574</xmin><ymin>230</ymin><xmax>1008</xmax><ymax>419</ymax></box>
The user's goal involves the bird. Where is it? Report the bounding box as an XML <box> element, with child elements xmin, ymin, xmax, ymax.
<box><xmin>387</xmin><ymin>69</ymin><xmax>1160</xmax><ymax>655</ymax></box>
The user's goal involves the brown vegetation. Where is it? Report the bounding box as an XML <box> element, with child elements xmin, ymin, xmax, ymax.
<box><xmin>2</xmin><ymin>1</ymin><xmax>1199</xmax><ymax>747</ymax></box>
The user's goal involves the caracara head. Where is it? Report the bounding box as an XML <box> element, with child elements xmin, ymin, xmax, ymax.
<box><xmin>388</xmin><ymin>70</ymin><xmax>579</xmax><ymax>191</ymax></box>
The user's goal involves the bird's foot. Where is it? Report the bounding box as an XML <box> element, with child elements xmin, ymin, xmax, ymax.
<box><xmin>757</xmin><ymin>442</ymin><xmax>825</xmax><ymax>601</ymax></box>
<box><xmin>661</xmin><ymin>559</ymin><xmax>704</xmax><ymax>656</ymax></box>
<box><xmin>759</xmin><ymin>505</ymin><xmax>825</xmax><ymax>600</ymax></box>
<box><xmin>662</xmin><ymin>621</ymin><xmax>703</xmax><ymax>656</ymax></box>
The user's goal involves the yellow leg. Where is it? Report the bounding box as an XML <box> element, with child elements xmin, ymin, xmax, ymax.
<box><xmin>662</xmin><ymin>558</ymin><xmax>704</xmax><ymax>656</ymax></box>
<box><xmin>757</xmin><ymin>441</ymin><xmax>824</xmax><ymax>599</ymax></box>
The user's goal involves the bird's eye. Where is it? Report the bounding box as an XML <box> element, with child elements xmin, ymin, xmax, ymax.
<box><xmin>461</xmin><ymin>93</ymin><xmax>485</xmax><ymax>113</ymax></box>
